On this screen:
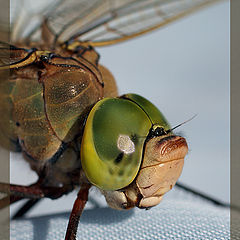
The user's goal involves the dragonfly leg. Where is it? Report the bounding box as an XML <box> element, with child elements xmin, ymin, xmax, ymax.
<box><xmin>0</xmin><ymin>182</ymin><xmax>45</xmax><ymax>199</ymax></box>
<box><xmin>0</xmin><ymin>183</ymin><xmax>32</xmax><ymax>211</ymax></box>
<box><xmin>12</xmin><ymin>198</ymin><xmax>41</xmax><ymax>219</ymax></box>
<box><xmin>65</xmin><ymin>183</ymin><xmax>91</xmax><ymax>240</ymax></box>
<box><xmin>0</xmin><ymin>182</ymin><xmax>74</xmax><ymax>199</ymax></box>
<box><xmin>0</xmin><ymin>180</ymin><xmax>74</xmax><ymax>220</ymax></box>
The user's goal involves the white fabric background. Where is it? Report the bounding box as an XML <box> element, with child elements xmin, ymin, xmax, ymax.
<box><xmin>10</xmin><ymin>187</ymin><xmax>230</xmax><ymax>240</ymax></box>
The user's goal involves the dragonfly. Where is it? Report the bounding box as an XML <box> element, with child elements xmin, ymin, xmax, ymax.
<box><xmin>0</xmin><ymin>0</ymin><xmax>222</xmax><ymax>239</ymax></box>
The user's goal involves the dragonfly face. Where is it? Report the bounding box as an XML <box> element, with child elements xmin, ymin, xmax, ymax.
<box><xmin>81</xmin><ymin>93</ymin><xmax>188</xmax><ymax>209</ymax></box>
<box><xmin>103</xmin><ymin>135</ymin><xmax>188</xmax><ymax>210</ymax></box>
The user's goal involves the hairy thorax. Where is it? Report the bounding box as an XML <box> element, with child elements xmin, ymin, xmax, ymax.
<box><xmin>0</xmin><ymin>42</ymin><xmax>118</xmax><ymax>186</ymax></box>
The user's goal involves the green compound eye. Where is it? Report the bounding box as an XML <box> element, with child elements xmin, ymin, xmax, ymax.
<box><xmin>81</xmin><ymin>94</ymin><xmax>170</xmax><ymax>190</ymax></box>
<box><xmin>122</xmin><ymin>93</ymin><xmax>170</xmax><ymax>129</ymax></box>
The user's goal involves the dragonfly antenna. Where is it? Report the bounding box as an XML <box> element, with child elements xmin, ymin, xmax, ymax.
<box><xmin>166</xmin><ymin>114</ymin><xmax>197</xmax><ymax>133</ymax></box>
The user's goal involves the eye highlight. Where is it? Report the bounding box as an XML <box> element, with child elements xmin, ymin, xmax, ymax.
<box><xmin>117</xmin><ymin>134</ymin><xmax>135</xmax><ymax>154</ymax></box>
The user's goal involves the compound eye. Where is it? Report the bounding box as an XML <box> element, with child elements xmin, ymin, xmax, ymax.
<box><xmin>81</xmin><ymin>97</ymin><xmax>152</xmax><ymax>190</ymax></box>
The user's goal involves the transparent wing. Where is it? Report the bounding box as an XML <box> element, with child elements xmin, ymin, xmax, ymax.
<box><xmin>59</xmin><ymin>0</ymin><xmax>221</xmax><ymax>47</ymax></box>
<box><xmin>10</xmin><ymin>0</ymin><xmax>60</xmax><ymax>42</ymax></box>
<box><xmin>10</xmin><ymin>0</ymin><xmax>221</xmax><ymax>47</ymax></box>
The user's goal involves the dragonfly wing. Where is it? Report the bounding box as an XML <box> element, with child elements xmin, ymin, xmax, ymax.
<box><xmin>10</xmin><ymin>0</ymin><xmax>60</xmax><ymax>42</ymax></box>
<box><xmin>10</xmin><ymin>0</ymin><xmax>221</xmax><ymax>47</ymax></box>
<box><xmin>51</xmin><ymin>0</ymin><xmax>220</xmax><ymax>46</ymax></box>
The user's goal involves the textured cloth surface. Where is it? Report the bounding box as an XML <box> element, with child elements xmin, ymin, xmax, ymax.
<box><xmin>10</xmin><ymin>187</ymin><xmax>230</xmax><ymax>240</ymax></box>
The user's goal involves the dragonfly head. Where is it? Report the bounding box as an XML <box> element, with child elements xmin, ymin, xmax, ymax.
<box><xmin>81</xmin><ymin>93</ymin><xmax>188</xmax><ymax>210</ymax></box>
<box><xmin>102</xmin><ymin>134</ymin><xmax>188</xmax><ymax>210</ymax></box>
